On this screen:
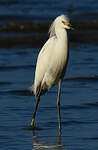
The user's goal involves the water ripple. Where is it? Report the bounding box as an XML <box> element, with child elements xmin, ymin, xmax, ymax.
<box><xmin>0</xmin><ymin>89</ymin><xmax>32</xmax><ymax>96</ymax></box>
<box><xmin>0</xmin><ymin>64</ymin><xmax>35</xmax><ymax>71</ymax></box>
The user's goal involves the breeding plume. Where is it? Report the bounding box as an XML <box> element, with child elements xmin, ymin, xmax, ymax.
<box><xmin>30</xmin><ymin>14</ymin><xmax>71</xmax><ymax>135</ymax></box>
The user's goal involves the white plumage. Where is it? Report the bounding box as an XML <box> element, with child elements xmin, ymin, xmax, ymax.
<box><xmin>30</xmin><ymin>14</ymin><xmax>71</xmax><ymax>135</ymax></box>
<box><xmin>33</xmin><ymin>15</ymin><xmax>70</xmax><ymax>96</ymax></box>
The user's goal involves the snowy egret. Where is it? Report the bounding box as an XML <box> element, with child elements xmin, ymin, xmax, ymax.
<box><xmin>30</xmin><ymin>14</ymin><xmax>71</xmax><ymax>135</ymax></box>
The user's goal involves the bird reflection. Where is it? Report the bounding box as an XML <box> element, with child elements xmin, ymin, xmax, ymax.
<box><xmin>32</xmin><ymin>131</ymin><xmax>63</xmax><ymax>150</ymax></box>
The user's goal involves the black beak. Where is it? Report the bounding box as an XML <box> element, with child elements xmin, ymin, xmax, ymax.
<box><xmin>69</xmin><ymin>24</ymin><xmax>74</xmax><ymax>30</ymax></box>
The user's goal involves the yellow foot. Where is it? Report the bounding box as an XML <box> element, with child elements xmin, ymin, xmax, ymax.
<box><xmin>30</xmin><ymin>119</ymin><xmax>34</xmax><ymax>128</ymax></box>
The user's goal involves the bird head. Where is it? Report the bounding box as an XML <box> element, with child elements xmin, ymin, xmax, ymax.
<box><xmin>49</xmin><ymin>14</ymin><xmax>72</xmax><ymax>37</ymax></box>
<box><xmin>55</xmin><ymin>15</ymin><xmax>72</xmax><ymax>30</ymax></box>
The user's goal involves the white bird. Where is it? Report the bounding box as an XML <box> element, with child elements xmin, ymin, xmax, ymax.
<box><xmin>30</xmin><ymin>14</ymin><xmax>71</xmax><ymax>135</ymax></box>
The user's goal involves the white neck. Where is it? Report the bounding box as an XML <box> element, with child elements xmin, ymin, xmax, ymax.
<box><xmin>55</xmin><ymin>26</ymin><xmax>68</xmax><ymax>42</ymax></box>
<box><xmin>55</xmin><ymin>26</ymin><xmax>68</xmax><ymax>49</ymax></box>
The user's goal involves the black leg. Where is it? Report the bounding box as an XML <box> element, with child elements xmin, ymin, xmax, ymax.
<box><xmin>31</xmin><ymin>96</ymin><xmax>40</xmax><ymax>128</ymax></box>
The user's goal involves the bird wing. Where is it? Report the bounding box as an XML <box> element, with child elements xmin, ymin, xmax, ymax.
<box><xmin>41</xmin><ymin>50</ymin><xmax>67</xmax><ymax>91</ymax></box>
<box><xmin>41</xmin><ymin>40</ymin><xmax>69</xmax><ymax>93</ymax></box>
<box><xmin>33</xmin><ymin>36</ymin><xmax>56</xmax><ymax>96</ymax></box>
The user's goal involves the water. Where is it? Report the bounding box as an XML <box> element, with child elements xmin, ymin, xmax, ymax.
<box><xmin>0</xmin><ymin>1</ymin><xmax>98</xmax><ymax>150</ymax></box>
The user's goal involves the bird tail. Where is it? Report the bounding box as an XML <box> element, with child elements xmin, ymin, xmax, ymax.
<box><xmin>28</xmin><ymin>84</ymin><xmax>34</xmax><ymax>93</ymax></box>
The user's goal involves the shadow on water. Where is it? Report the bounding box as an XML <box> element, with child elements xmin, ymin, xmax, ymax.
<box><xmin>32</xmin><ymin>131</ymin><xmax>63</xmax><ymax>150</ymax></box>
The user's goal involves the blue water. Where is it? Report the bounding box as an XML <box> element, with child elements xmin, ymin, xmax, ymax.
<box><xmin>0</xmin><ymin>0</ymin><xmax>98</xmax><ymax>23</ymax></box>
<box><xmin>0</xmin><ymin>43</ymin><xmax>98</xmax><ymax>150</ymax></box>
<box><xmin>0</xmin><ymin>0</ymin><xmax>98</xmax><ymax>150</ymax></box>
